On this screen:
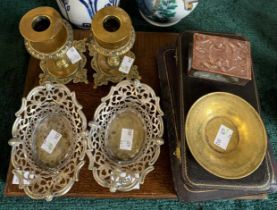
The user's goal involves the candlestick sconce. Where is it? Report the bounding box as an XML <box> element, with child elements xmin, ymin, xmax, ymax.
<box><xmin>19</xmin><ymin>7</ymin><xmax>88</xmax><ymax>85</ymax></box>
<box><xmin>88</xmin><ymin>6</ymin><xmax>140</xmax><ymax>88</ymax></box>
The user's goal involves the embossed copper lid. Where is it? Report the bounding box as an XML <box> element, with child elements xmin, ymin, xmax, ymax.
<box><xmin>19</xmin><ymin>7</ymin><xmax>67</xmax><ymax>53</ymax></box>
<box><xmin>192</xmin><ymin>33</ymin><xmax>252</xmax><ymax>80</ymax></box>
<box><xmin>91</xmin><ymin>6</ymin><xmax>132</xmax><ymax>49</ymax></box>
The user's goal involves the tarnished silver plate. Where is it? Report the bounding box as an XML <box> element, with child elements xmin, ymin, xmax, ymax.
<box><xmin>87</xmin><ymin>80</ymin><xmax>164</xmax><ymax>192</ymax></box>
<box><xmin>9</xmin><ymin>83</ymin><xmax>87</xmax><ymax>201</ymax></box>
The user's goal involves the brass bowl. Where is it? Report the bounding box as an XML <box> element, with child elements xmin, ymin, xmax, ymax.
<box><xmin>185</xmin><ymin>92</ymin><xmax>267</xmax><ymax>179</ymax></box>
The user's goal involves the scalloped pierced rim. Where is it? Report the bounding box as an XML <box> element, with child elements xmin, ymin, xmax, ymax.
<box><xmin>87</xmin><ymin>80</ymin><xmax>164</xmax><ymax>192</ymax></box>
<box><xmin>9</xmin><ymin>83</ymin><xmax>87</xmax><ymax>201</ymax></box>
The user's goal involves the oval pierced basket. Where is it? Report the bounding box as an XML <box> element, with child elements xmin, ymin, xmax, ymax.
<box><xmin>9</xmin><ymin>83</ymin><xmax>87</xmax><ymax>201</ymax></box>
<box><xmin>87</xmin><ymin>80</ymin><xmax>164</xmax><ymax>192</ymax></box>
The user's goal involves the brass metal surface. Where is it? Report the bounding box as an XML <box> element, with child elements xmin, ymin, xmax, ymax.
<box><xmin>89</xmin><ymin>50</ymin><xmax>140</xmax><ymax>88</ymax></box>
<box><xmin>105</xmin><ymin>109</ymin><xmax>146</xmax><ymax>162</ymax></box>
<box><xmin>39</xmin><ymin>38</ymin><xmax>88</xmax><ymax>84</ymax></box>
<box><xmin>91</xmin><ymin>6</ymin><xmax>132</xmax><ymax>49</ymax></box>
<box><xmin>185</xmin><ymin>92</ymin><xmax>267</xmax><ymax>179</ymax></box>
<box><xmin>19</xmin><ymin>7</ymin><xmax>88</xmax><ymax>84</ymax></box>
<box><xmin>88</xmin><ymin>7</ymin><xmax>140</xmax><ymax>88</ymax></box>
<box><xmin>19</xmin><ymin>7</ymin><xmax>67</xmax><ymax>53</ymax></box>
<box><xmin>33</xmin><ymin>114</ymin><xmax>73</xmax><ymax>169</ymax></box>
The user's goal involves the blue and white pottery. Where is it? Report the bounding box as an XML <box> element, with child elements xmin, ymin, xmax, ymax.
<box><xmin>56</xmin><ymin>0</ymin><xmax>120</xmax><ymax>29</ymax></box>
<box><xmin>136</xmin><ymin>0</ymin><xmax>198</xmax><ymax>27</ymax></box>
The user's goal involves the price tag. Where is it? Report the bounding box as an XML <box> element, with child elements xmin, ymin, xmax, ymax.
<box><xmin>214</xmin><ymin>125</ymin><xmax>233</xmax><ymax>150</ymax></box>
<box><xmin>119</xmin><ymin>56</ymin><xmax>135</xmax><ymax>74</ymax></box>
<box><xmin>119</xmin><ymin>172</ymin><xmax>140</xmax><ymax>189</ymax></box>
<box><xmin>133</xmin><ymin>182</ymin><xmax>140</xmax><ymax>189</ymax></box>
<box><xmin>119</xmin><ymin>128</ymin><xmax>134</xmax><ymax>151</ymax></box>
<box><xmin>111</xmin><ymin>172</ymin><xmax>140</xmax><ymax>190</ymax></box>
<box><xmin>133</xmin><ymin>173</ymin><xmax>140</xmax><ymax>189</ymax></box>
<box><xmin>66</xmin><ymin>47</ymin><xmax>82</xmax><ymax>64</ymax></box>
<box><xmin>41</xmin><ymin>129</ymin><xmax>62</xmax><ymax>154</ymax></box>
<box><xmin>12</xmin><ymin>171</ymin><xmax>34</xmax><ymax>185</ymax></box>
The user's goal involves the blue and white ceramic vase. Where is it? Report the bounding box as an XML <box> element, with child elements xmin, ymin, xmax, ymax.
<box><xmin>56</xmin><ymin>0</ymin><xmax>120</xmax><ymax>29</ymax></box>
<box><xmin>136</xmin><ymin>0</ymin><xmax>198</xmax><ymax>27</ymax></box>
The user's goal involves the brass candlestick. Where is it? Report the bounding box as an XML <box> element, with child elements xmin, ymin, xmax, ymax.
<box><xmin>19</xmin><ymin>7</ymin><xmax>88</xmax><ymax>84</ymax></box>
<box><xmin>88</xmin><ymin>6</ymin><xmax>140</xmax><ymax>88</ymax></box>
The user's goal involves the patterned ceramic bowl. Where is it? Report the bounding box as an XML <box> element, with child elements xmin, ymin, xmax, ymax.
<box><xmin>56</xmin><ymin>0</ymin><xmax>120</xmax><ymax>29</ymax></box>
<box><xmin>137</xmin><ymin>0</ymin><xmax>199</xmax><ymax>27</ymax></box>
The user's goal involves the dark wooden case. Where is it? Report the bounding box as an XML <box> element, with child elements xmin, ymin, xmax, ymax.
<box><xmin>156</xmin><ymin>31</ymin><xmax>277</xmax><ymax>202</ymax></box>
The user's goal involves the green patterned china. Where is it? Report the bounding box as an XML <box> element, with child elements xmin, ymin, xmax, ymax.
<box><xmin>136</xmin><ymin>0</ymin><xmax>199</xmax><ymax>27</ymax></box>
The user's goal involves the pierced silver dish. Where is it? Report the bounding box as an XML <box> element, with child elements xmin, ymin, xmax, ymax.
<box><xmin>9</xmin><ymin>83</ymin><xmax>87</xmax><ymax>201</ymax></box>
<box><xmin>87</xmin><ymin>80</ymin><xmax>164</xmax><ymax>192</ymax></box>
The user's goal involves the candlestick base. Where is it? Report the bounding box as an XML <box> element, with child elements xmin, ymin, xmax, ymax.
<box><xmin>39</xmin><ymin>39</ymin><xmax>88</xmax><ymax>85</ymax></box>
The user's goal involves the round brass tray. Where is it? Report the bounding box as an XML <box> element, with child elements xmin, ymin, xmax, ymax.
<box><xmin>185</xmin><ymin>92</ymin><xmax>267</xmax><ymax>179</ymax></box>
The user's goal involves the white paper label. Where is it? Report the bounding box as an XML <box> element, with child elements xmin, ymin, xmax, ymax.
<box><xmin>66</xmin><ymin>47</ymin><xmax>82</xmax><ymax>64</ymax></box>
<box><xmin>119</xmin><ymin>128</ymin><xmax>134</xmax><ymax>151</ymax></box>
<box><xmin>119</xmin><ymin>56</ymin><xmax>135</xmax><ymax>74</ymax></box>
<box><xmin>119</xmin><ymin>172</ymin><xmax>140</xmax><ymax>189</ymax></box>
<box><xmin>111</xmin><ymin>172</ymin><xmax>140</xmax><ymax>190</ymax></box>
<box><xmin>41</xmin><ymin>129</ymin><xmax>62</xmax><ymax>154</ymax></box>
<box><xmin>133</xmin><ymin>173</ymin><xmax>140</xmax><ymax>189</ymax></box>
<box><xmin>12</xmin><ymin>171</ymin><xmax>34</xmax><ymax>185</ymax></box>
<box><xmin>214</xmin><ymin>125</ymin><xmax>233</xmax><ymax>150</ymax></box>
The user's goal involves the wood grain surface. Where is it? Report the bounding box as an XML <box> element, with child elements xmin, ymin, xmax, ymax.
<box><xmin>5</xmin><ymin>31</ymin><xmax>179</xmax><ymax>199</ymax></box>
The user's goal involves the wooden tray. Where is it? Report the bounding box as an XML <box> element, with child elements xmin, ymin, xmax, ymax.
<box><xmin>5</xmin><ymin>31</ymin><xmax>178</xmax><ymax>199</ymax></box>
